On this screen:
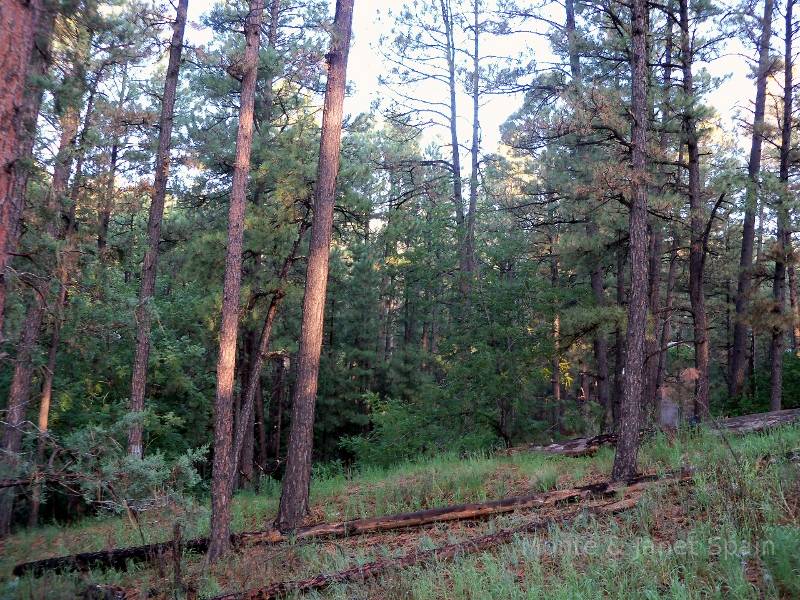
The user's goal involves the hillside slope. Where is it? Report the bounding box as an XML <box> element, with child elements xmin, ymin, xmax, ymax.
<box><xmin>2</xmin><ymin>425</ymin><xmax>799</xmax><ymax>599</ymax></box>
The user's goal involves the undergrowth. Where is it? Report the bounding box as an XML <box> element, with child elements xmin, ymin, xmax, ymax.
<box><xmin>1</xmin><ymin>425</ymin><xmax>798</xmax><ymax>599</ymax></box>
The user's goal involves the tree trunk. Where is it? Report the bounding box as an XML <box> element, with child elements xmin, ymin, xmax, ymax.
<box><xmin>790</xmin><ymin>258</ymin><xmax>799</xmax><ymax>352</ymax></box>
<box><xmin>439</xmin><ymin>0</ymin><xmax>467</xmax><ymax>292</ymax></box>
<box><xmin>0</xmin><ymin>46</ymin><xmax>95</xmax><ymax>534</ymax></box>
<box><xmin>127</xmin><ymin>0</ymin><xmax>189</xmax><ymax>458</ymax></box>
<box><xmin>656</xmin><ymin>232</ymin><xmax>680</xmax><ymax>397</ymax></box>
<box><xmin>276</xmin><ymin>0</ymin><xmax>354</xmax><ymax>532</ymax></box>
<box><xmin>230</xmin><ymin>220</ymin><xmax>308</xmax><ymax>491</ymax></box>
<box><xmin>230</xmin><ymin>0</ymin><xmax>282</xmax><ymax>483</ymax></box>
<box><xmin>681</xmin><ymin>0</ymin><xmax>709</xmax><ymax>420</ymax></box>
<box><xmin>0</xmin><ymin>0</ymin><xmax>41</xmax><ymax>338</ymax></box>
<box><xmin>97</xmin><ymin>142</ymin><xmax>118</xmax><ymax>251</ymax></box>
<box><xmin>550</xmin><ymin>231</ymin><xmax>561</xmax><ymax>430</ymax></box>
<box><xmin>565</xmin><ymin>0</ymin><xmax>610</xmax><ymax>431</ymax></box>
<box><xmin>1</xmin><ymin>1</ymin><xmax>54</xmax><ymax>342</ymax></box>
<box><xmin>268</xmin><ymin>357</ymin><xmax>287</xmax><ymax>461</ymax></box>
<box><xmin>770</xmin><ymin>0</ymin><xmax>793</xmax><ymax>412</ymax></box>
<box><xmin>0</xmin><ymin>288</ymin><xmax>45</xmax><ymax>535</ymax></box>
<box><xmin>28</xmin><ymin>69</ymin><xmax>99</xmax><ymax>527</ymax></box>
<box><xmin>612</xmin><ymin>0</ymin><xmax>649</xmax><ymax>481</ymax></box>
<box><xmin>28</xmin><ymin>320</ymin><xmax>59</xmax><ymax>528</ymax></box>
<box><xmin>462</xmin><ymin>0</ymin><xmax>481</xmax><ymax>293</ymax></box>
<box><xmin>612</xmin><ymin>239</ymin><xmax>627</xmax><ymax>428</ymax></box>
<box><xmin>730</xmin><ymin>0</ymin><xmax>774</xmax><ymax>398</ymax></box>
<box><xmin>207</xmin><ymin>0</ymin><xmax>264</xmax><ymax>562</ymax></box>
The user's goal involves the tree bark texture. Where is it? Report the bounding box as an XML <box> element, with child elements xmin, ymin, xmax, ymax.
<box><xmin>680</xmin><ymin>0</ymin><xmax>709</xmax><ymax>420</ymax></box>
<box><xmin>207</xmin><ymin>0</ymin><xmax>263</xmax><ymax>561</ymax></box>
<box><xmin>276</xmin><ymin>0</ymin><xmax>355</xmax><ymax>532</ymax></box>
<box><xmin>127</xmin><ymin>0</ymin><xmax>189</xmax><ymax>458</ymax></box>
<box><xmin>612</xmin><ymin>0</ymin><xmax>648</xmax><ymax>481</ymax></box>
<box><xmin>0</xmin><ymin>0</ymin><xmax>41</xmax><ymax>339</ymax></box>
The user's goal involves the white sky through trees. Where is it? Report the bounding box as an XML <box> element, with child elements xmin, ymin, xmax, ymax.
<box><xmin>186</xmin><ymin>0</ymin><xmax>756</xmax><ymax>155</ymax></box>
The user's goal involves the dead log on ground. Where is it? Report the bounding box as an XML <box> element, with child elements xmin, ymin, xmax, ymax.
<box><xmin>513</xmin><ymin>408</ymin><xmax>800</xmax><ymax>457</ymax></box>
<box><xmin>511</xmin><ymin>433</ymin><xmax>619</xmax><ymax>457</ymax></box>
<box><xmin>713</xmin><ymin>408</ymin><xmax>800</xmax><ymax>434</ymax></box>
<box><xmin>13</xmin><ymin>472</ymin><xmax>676</xmax><ymax>577</ymax></box>
<box><xmin>207</xmin><ymin>496</ymin><xmax>642</xmax><ymax>600</ymax></box>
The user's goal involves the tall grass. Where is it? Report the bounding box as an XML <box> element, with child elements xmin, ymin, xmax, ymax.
<box><xmin>2</xmin><ymin>424</ymin><xmax>798</xmax><ymax>598</ymax></box>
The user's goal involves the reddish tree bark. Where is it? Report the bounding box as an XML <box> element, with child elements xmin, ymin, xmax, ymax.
<box><xmin>0</xmin><ymin>43</ymin><xmax>91</xmax><ymax>534</ymax></box>
<box><xmin>127</xmin><ymin>0</ymin><xmax>189</xmax><ymax>458</ymax></box>
<box><xmin>1</xmin><ymin>2</ymin><xmax>55</xmax><ymax>343</ymax></box>
<box><xmin>276</xmin><ymin>0</ymin><xmax>355</xmax><ymax>532</ymax></box>
<box><xmin>0</xmin><ymin>287</ymin><xmax>45</xmax><ymax>535</ymax></box>
<box><xmin>0</xmin><ymin>0</ymin><xmax>41</xmax><ymax>339</ymax></box>
<box><xmin>612</xmin><ymin>0</ymin><xmax>649</xmax><ymax>481</ymax></box>
<box><xmin>207</xmin><ymin>0</ymin><xmax>264</xmax><ymax>561</ymax></box>
<box><xmin>645</xmin><ymin>18</ymin><xmax>674</xmax><ymax>417</ymax></box>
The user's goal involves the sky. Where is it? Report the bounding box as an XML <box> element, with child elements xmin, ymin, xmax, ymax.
<box><xmin>185</xmin><ymin>0</ymin><xmax>756</xmax><ymax>154</ymax></box>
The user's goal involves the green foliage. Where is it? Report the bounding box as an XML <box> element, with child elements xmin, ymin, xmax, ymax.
<box><xmin>4</xmin><ymin>424</ymin><xmax>799</xmax><ymax>598</ymax></box>
<box><xmin>341</xmin><ymin>391</ymin><xmax>498</xmax><ymax>467</ymax></box>
<box><xmin>60</xmin><ymin>415</ymin><xmax>205</xmax><ymax>512</ymax></box>
<box><xmin>762</xmin><ymin>525</ymin><xmax>800</xmax><ymax>596</ymax></box>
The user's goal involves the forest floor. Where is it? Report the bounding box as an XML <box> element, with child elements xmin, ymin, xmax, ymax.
<box><xmin>1</xmin><ymin>425</ymin><xmax>799</xmax><ymax>599</ymax></box>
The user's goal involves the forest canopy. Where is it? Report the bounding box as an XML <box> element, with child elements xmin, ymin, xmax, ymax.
<box><xmin>1</xmin><ymin>0</ymin><xmax>799</xmax><ymax>565</ymax></box>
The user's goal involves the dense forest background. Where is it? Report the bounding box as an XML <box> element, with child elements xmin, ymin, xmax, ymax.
<box><xmin>2</xmin><ymin>0</ymin><xmax>800</xmax><ymax>540</ymax></box>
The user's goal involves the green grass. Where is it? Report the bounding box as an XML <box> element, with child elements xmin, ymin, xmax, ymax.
<box><xmin>2</xmin><ymin>425</ymin><xmax>799</xmax><ymax>599</ymax></box>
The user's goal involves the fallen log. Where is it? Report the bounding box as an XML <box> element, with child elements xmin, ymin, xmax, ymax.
<box><xmin>713</xmin><ymin>408</ymin><xmax>800</xmax><ymax>435</ymax></box>
<box><xmin>236</xmin><ymin>473</ymin><xmax>662</xmax><ymax>546</ymax></box>
<box><xmin>514</xmin><ymin>408</ymin><xmax>800</xmax><ymax>457</ymax></box>
<box><xmin>515</xmin><ymin>433</ymin><xmax>619</xmax><ymax>457</ymax></box>
<box><xmin>208</xmin><ymin>496</ymin><xmax>642</xmax><ymax>600</ymax></box>
<box><xmin>14</xmin><ymin>536</ymin><xmax>209</xmax><ymax>578</ymax></box>
<box><xmin>13</xmin><ymin>472</ymin><xmax>675</xmax><ymax>577</ymax></box>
